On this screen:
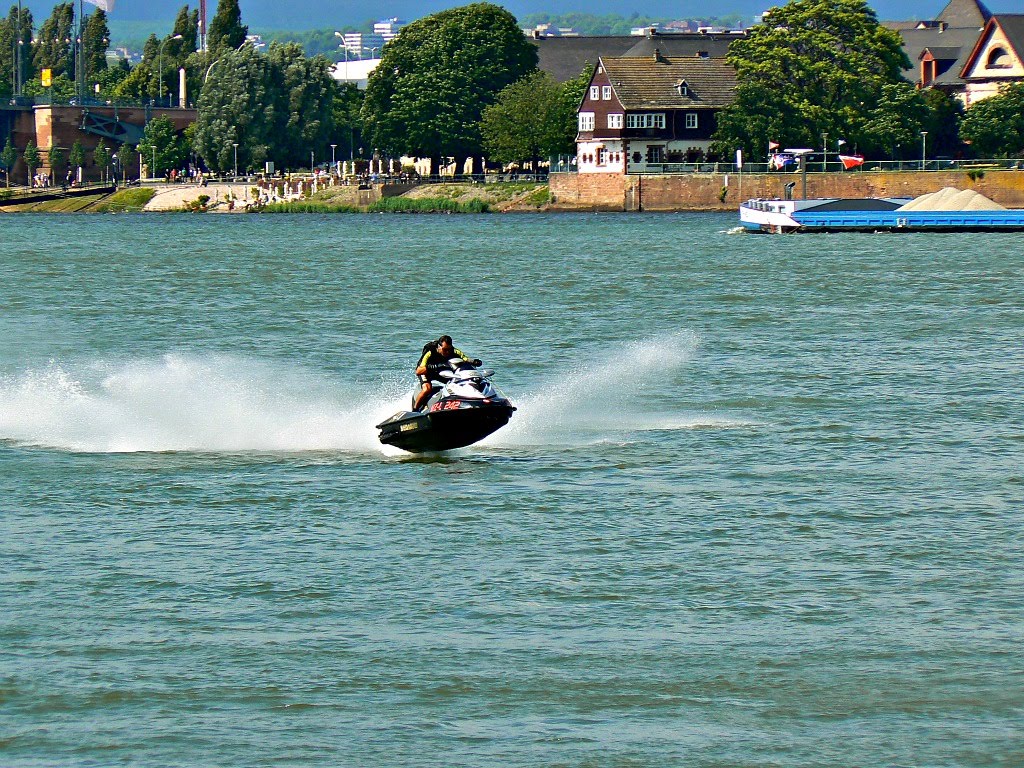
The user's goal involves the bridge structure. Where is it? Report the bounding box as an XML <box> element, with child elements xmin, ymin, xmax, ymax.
<box><xmin>2</xmin><ymin>102</ymin><xmax>196</xmax><ymax>183</ymax></box>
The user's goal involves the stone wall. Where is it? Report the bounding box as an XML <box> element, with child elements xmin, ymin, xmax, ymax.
<box><xmin>550</xmin><ymin>170</ymin><xmax>1024</xmax><ymax>211</ymax></box>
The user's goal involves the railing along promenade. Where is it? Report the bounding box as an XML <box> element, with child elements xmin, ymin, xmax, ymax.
<box><xmin>548</xmin><ymin>156</ymin><xmax>1024</xmax><ymax>175</ymax></box>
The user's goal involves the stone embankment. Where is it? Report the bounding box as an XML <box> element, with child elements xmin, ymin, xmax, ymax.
<box><xmin>143</xmin><ymin>183</ymin><xmax>256</xmax><ymax>212</ymax></box>
<box><xmin>548</xmin><ymin>170</ymin><xmax>1024</xmax><ymax>211</ymax></box>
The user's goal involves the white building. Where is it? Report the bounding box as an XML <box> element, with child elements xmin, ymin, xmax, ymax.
<box><xmin>339</xmin><ymin>32</ymin><xmax>385</xmax><ymax>59</ymax></box>
<box><xmin>331</xmin><ymin>57</ymin><xmax>381</xmax><ymax>89</ymax></box>
<box><xmin>374</xmin><ymin>18</ymin><xmax>406</xmax><ymax>43</ymax></box>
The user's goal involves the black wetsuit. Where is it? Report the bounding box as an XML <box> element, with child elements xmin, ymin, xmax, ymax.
<box><xmin>417</xmin><ymin>346</ymin><xmax>471</xmax><ymax>383</ymax></box>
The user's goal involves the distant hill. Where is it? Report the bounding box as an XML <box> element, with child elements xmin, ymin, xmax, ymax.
<box><xmin>18</xmin><ymin>0</ymin><xmax>1022</xmax><ymax>33</ymax></box>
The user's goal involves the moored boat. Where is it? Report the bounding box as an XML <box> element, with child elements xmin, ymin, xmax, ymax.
<box><xmin>740</xmin><ymin>188</ymin><xmax>1024</xmax><ymax>233</ymax></box>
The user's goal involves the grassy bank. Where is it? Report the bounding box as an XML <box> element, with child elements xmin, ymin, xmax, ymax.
<box><xmin>92</xmin><ymin>188</ymin><xmax>156</xmax><ymax>213</ymax></box>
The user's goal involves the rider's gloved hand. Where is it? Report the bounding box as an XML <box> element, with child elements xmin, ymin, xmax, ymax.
<box><xmin>471</xmin><ymin>359</ymin><xmax>482</xmax><ymax>367</ymax></box>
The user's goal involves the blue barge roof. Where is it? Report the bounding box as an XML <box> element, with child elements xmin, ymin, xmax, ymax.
<box><xmin>793</xmin><ymin>209</ymin><xmax>1024</xmax><ymax>232</ymax></box>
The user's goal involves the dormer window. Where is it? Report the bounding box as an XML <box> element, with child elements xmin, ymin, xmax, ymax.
<box><xmin>675</xmin><ymin>80</ymin><xmax>690</xmax><ymax>97</ymax></box>
<box><xmin>987</xmin><ymin>47</ymin><xmax>1012</xmax><ymax>69</ymax></box>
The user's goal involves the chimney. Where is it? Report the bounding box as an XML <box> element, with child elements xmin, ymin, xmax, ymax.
<box><xmin>653</xmin><ymin>47</ymin><xmax>667</xmax><ymax>63</ymax></box>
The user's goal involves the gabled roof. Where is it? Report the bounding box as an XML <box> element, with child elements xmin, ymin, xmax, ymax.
<box><xmin>601</xmin><ymin>54</ymin><xmax>737</xmax><ymax>110</ymax></box>
<box><xmin>897</xmin><ymin>25</ymin><xmax>982</xmax><ymax>83</ymax></box>
<box><xmin>937</xmin><ymin>0</ymin><xmax>992</xmax><ymax>28</ymax></box>
<box><xmin>532</xmin><ymin>32</ymin><xmax>743</xmax><ymax>83</ymax></box>
<box><xmin>620</xmin><ymin>34</ymin><xmax>737</xmax><ymax>60</ymax></box>
<box><xmin>921</xmin><ymin>46</ymin><xmax>962</xmax><ymax>60</ymax></box>
<box><xmin>533</xmin><ymin>36</ymin><xmax>642</xmax><ymax>82</ymax></box>
<box><xmin>961</xmin><ymin>14</ymin><xmax>1024</xmax><ymax>78</ymax></box>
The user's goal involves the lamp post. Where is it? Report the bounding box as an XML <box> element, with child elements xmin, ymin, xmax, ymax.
<box><xmin>151</xmin><ymin>145</ymin><xmax>156</xmax><ymax>180</ymax></box>
<box><xmin>203</xmin><ymin>39</ymin><xmax>252</xmax><ymax>84</ymax></box>
<box><xmin>335</xmin><ymin>31</ymin><xmax>350</xmax><ymax>83</ymax></box>
<box><xmin>822</xmin><ymin>132</ymin><xmax>828</xmax><ymax>172</ymax></box>
<box><xmin>330</xmin><ymin>144</ymin><xmax>337</xmax><ymax>175</ymax></box>
<box><xmin>310</xmin><ymin>150</ymin><xmax>314</xmax><ymax>173</ymax></box>
<box><xmin>920</xmin><ymin>131</ymin><xmax>928</xmax><ymax>170</ymax></box>
<box><xmin>233</xmin><ymin>142</ymin><xmax>238</xmax><ymax>180</ymax></box>
<box><xmin>159</xmin><ymin>33</ymin><xmax>183</xmax><ymax>107</ymax></box>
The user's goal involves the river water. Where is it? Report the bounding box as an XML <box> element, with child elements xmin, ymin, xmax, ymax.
<box><xmin>1</xmin><ymin>212</ymin><xmax>1021</xmax><ymax>767</ymax></box>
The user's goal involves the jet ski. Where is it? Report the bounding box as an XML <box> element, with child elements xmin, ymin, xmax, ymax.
<box><xmin>376</xmin><ymin>359</ymin><xmax>515</xmax><ymax>452</ymax></box>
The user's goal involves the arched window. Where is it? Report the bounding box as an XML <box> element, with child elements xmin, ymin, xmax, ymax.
<box><xmin>987</xmin><ymin>47</ymin><xmax>1012</xmax><ymax>69</ymax></box>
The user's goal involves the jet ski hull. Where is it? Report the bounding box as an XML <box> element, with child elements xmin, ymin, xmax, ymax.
<box><xmin>377</xmin><ymin>402</ymin><xmax>514</xmax><ymax>453</ymax></box>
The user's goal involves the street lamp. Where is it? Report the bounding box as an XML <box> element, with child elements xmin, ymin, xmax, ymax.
<box><xmin>204</xmin><ymin>39</ymin><xmax>253</xmax><ymax>84</ymax></box>
<box><xmin>335</xmin><ymin>31</ymin><xmax>350</xmax><ymax>83</ymax></box>
<box><xmin>310</xmin><ymin>150</ymin><xmax>314</xmax><ymax>173</ymax></box>
<box><xmin>330</xmin><ymin>144</ymin><xmax>337</xmax><ymax>174</ymax></box>
<box><xmin>233</xmin><ymin>142</ymin><xmax>238</xmax><ymax>180</ymax></box>
<box><xmin>920</xmin><ymin>131</ymin><xmax>928</xmax><ymax>170</ymax></box>
<box><xmin>159</xmin><ymin>33</ymin><xmax>183</xmax><ymax>107</ymax></box>
<box><xmin>822</xmin><ymin>132</ymin><xmax>828</xmax><ymax>172</ymax></box>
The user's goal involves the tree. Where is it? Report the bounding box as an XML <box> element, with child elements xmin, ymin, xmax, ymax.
<box><xmin>139</xmin><ymin>116</ymin><xmax>187</xmax><ymax>177</ymax></box>
<box><xmin>193</xmin><ymin>42</ymin><xmax>338</xmax><ymax>173</ymax></box>
<box><xmin>207</xmin><ymin>0</ymin><xmax>247</xmax><ymax>58</ymax></box>
<box><xmin>48</xmin><ymin>144</ymin><xmax>67</xmax><ymax>182</ymax></box>
<box><xmin>192</xmin><ymin>44</ymin><xmax>273</xmax><ymax>171</ymax></box>
<box><xmin>332</xmin><ymin>82</ymin><xmax>364</xmax><ymax>164</ymax></box>
<box><xmin>921</xmin><ymin>88</ymin><xmax>963</xmax><ymax>159</ymax></box>
<box><xmin>23</xmin><ymin>139</ymin><xmax>40</xmax><ymax>185</ymax></box>
<box><xmin>362</xmin><ymin>3</ymin><xmax>538</xmax><ymax>175</ymax></box>
<box><xmin>265</xmin><ymin>42</ymin><xmax>337</xmax><ymax>169</ymax></box>
<box><xmin>712</xmin><ymin>0</ymin><xmax>910</xmax><ymax>159</ymax></box>
<box><xmin>118</xmin><ymin>143</ymin><xmax>139</xmax><ymax>181</ymax></box>
<box><xmin>69</xmin><ymin>139</ymin><xmax>85</xmax><ymax>178</ymax></box>
<box><xmin>32</xmin><ymin>2</ymin><xmax>75</xmax><ymax>80</ymax></box>
<box><xmin>94</xmin><ymin>139</ymin><xmax>111</xmax><ymax>182</ymax></box>
<box><xmin>83</xmin><ymin>8</ymin><xmax>110</xmax><ymax>77</ymax></box>
<box><xmin>959</xmin><ymin>83</ymin><xmax>1024</xmax><ymax>157</ymax></box>
<box><xmin>1</xmin><ymin>136</ymin><xmax>16</xmax><ymax>186</ymax></box>
<box><xmin>859</xmin><ymin>82</ymin><xmax>928</xmax><ymax>159</ymax></box>
<box><xmin>0</xmin><ymin>13</ymin><xmax>13</xmax><ymax>95</ymax></box>
<box><xmin>481</xmin><ymin>71</ymin><xmax>576</xmax><ymax>169</ymax></box>
<box><xmin>171</xmin><ymin>5</ymin><xmax>200</xmax><ymax>59</ymax></box>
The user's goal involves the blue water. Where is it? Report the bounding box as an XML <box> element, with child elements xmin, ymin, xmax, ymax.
<box><xmin>1</xmin><ymin>213</ymin><xmax>1021</xmax><ymax>767</ymax></box>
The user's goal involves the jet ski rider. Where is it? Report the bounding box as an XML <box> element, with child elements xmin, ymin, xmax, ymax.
<box><xmin>414</xmin><ymin>335</ymin><xmax>481</xmax><ymax>411</ymax></box>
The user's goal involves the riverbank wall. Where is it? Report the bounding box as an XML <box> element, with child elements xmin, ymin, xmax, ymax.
<box><xmin>548</xmin><ymin>170</ymin><xmax>1024</xmax><ymax>211</ymax></box>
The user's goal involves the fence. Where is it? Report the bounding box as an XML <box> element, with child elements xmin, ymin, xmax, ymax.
<box><xmin>550</xmin><ymin>154</ymin><xmax>1024</xmax><ymax>175</ymax></box>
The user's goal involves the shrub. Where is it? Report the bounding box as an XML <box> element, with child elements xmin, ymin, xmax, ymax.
<box><xmin>261</xmin><ymin>200</ymin><xmax>362</xmax><ymax>213</ymax></box>
<box><xmin>368</xmin><ymin>197</ymin><xmax>490</xmax><ymax>213</ymax></box>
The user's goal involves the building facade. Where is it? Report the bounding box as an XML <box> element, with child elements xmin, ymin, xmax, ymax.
<box><xmin>575</xmin><ymin>52</ymin><xmax>737</xmax><ymax>174</ymax></box>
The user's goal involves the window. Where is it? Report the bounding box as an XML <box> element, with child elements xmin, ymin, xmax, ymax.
<box><xmin>608</xmin><ymin>113</ymin><xmax>623</xmax><ymax>129</ymax></box>
<box><xmin>647</xmin><ymin>146</ymin><xmax>664</xmax><ymax>163</ymax></box>
<box><xmin>676</xmin><ymin>80</ymin><xmax>689</xmax><ymax>97</ymax></box>
<box><xmin>685</xmin><ymin>112</ymin><xmax>698</xmax><ymax>129</ymax></box>
<box><xmin>578</xmin><ymin>112</ymin><xmax>595</xmax><ymax>131</ymax></box>
<box><xmin>597</xmin><ymin>148</ymin><xmax>607</xmax><ymax>165</ymax></box>
<box><xmin>987</xmin><ymin>47</ymin><xmax>1012</xmax><ymax>68</ymax></box>
<box><xmin>625</xmin><ymin>113</ymin><xmax>666</xmax><ymax>129</ymax></box>
<box><xmin>602</xmin><ymin>85</ymin><xmax>612</xmax><ymax>100</ymax></box>
<box><xmin>590</xmin><ymin>86</ymin><xmax>600</xmax><ymax>101</ymax></box>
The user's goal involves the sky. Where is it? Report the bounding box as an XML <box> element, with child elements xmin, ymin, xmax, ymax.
<box><xmin>17</xmin><ymin>0</ymin><xmax>1022</xmax><ymax>30</ymax></box>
